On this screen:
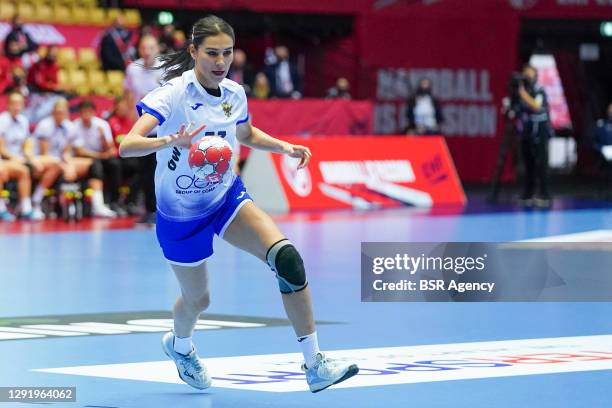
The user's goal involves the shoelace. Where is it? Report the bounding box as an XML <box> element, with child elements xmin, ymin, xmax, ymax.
<box><xmin>180</xmin><ymin>354</ymin><xmax>203</xmax><ymax>374</ymax></box>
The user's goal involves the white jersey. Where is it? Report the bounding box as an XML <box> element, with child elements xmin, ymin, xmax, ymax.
<box><xmin>124</xmin><ymin>58</ymin><xmax>163</xmax><ymax>102</ymax></box>
<box><xmin>137</xmin><ymin>69</ymin><xmax>249</xmax><ymax>221</ymax></box>
<box><xmin>72</xmin><ymin>117</ymin><xmax>113</xmax><ymax>153</ymax></box>
<box><xmin>34</xmin><ymin>117</ymin><xmax>77</xmax><ymax>158</ymax></box>
<box><xmin>0</xmin><ymin>111</ymin><xmax>29</xmax><ymax>156</ymax></box>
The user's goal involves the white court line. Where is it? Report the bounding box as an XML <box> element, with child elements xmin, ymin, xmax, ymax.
<box><xmin>34</xmin><ymin>334</ymin><xmax>612</xmax><ymax>392</ymax></box>
<box><xmin>519</xmin><ymin>229</ymin><xmax>612</xmax><ymax>243</ymax></box>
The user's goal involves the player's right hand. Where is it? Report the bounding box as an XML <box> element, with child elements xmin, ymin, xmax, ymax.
<box><xmin>168</xmin><ymin>122</ymin><xmax>206</xmax><ymax>148</ymax></box>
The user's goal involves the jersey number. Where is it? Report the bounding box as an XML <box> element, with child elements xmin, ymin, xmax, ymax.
<box><xmin>204</xmin><ymin>131</ymin><xmax>227</xmax><ymax>138</ymax></box>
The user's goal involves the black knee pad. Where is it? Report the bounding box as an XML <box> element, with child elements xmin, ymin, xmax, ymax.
<box><xmin>266</xmin><ymin>239</ymin><xmax>307</xmax><ymax>294</ymax></box>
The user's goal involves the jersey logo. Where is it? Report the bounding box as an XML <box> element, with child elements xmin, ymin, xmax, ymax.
<box><xmin>191</xmin><ymin>103</ymin><xmax>204</xmax><ymax>111</ymax></box>
<box><xmin>167</xmin><ymin>147</ymin><xmax>181</xmax><ymax>171</ymax></box>
<box><xmin>236</xmin><ymin>191</ymin><xmax>246</xmax><ymax>200</ymax></box>
<box><xmin>221</xmin><ymin>102</ymin><xmax>232</xmax><ymax>118</ymax></box>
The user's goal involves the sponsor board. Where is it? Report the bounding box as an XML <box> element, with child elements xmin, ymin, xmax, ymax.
<box><xmin>36</xmin><ymin>335</ymin><xmax>612</xmax><ymax>392</ymax></box>
<box><xmin>242</xmin><ymin>136</ymin><xmax>465</xmax><ymax>212</ymax></box>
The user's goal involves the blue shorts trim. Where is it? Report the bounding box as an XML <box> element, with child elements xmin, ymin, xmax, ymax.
<box><xmin>136</xmin><ymin>101</ymin><xmax>166</xmax><ymax>125</ymax></box>
<box><xmin>156</xmin><ymin>177</ymin><xmax>252</xmax><ymax>265</ymax></box>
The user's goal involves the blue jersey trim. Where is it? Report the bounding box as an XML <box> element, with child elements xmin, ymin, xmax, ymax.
<box><xmin>236</xmin><ymin>114</ymin><xmax>250</xmax><ymax>125</ymax></box>
<box><xmin>136</xmin><ymin>101</ymin><xmax>166</xmax><ymax>125</ymax></box>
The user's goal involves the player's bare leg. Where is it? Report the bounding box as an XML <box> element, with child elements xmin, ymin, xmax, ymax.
<box><xmin>161</xmin><ymin>261</ymin><xmax>211</xmax><ymax>389</ymax></box>
<box><xmin>223</xmin><ymin>200</ymin><xmax>358</xmax><ymax>392</ymax></box>
<box><xmin>222</xmin><ymin>201</ymin><xmax>315</xmax><ymax>337</ymax></box>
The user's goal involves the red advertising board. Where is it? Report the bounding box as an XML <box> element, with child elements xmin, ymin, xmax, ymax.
<box><xmin>242</xmin><ymin>136</ymin><xmax>466</xmax><ymax>212</ymax></box>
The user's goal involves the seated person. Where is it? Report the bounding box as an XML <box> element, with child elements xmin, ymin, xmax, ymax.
<box><xmin>0</xmin><ymin>91</ymin><xmax>61</xmax><ymax>220</ymax></box>
<box><xmin>34</xmin><ymin>98</ymin><xmax>116</xmax><ymax>218</ymax></box>
<box><xmin>72</xmin><ymin>99</ymin><xmax>125</xmax><ymax>216</ymax></box>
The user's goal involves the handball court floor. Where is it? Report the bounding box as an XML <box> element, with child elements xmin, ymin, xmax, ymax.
<box><xmin>1</xmin><ymin>198</ymin><xmax>612</xmax><ymax>407</ymax></box>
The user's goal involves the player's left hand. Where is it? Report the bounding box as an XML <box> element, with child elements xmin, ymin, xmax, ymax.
<box><xmin>283</xmin><ymin>143</ymin><xmax>312</xmax><ymax>169</ymax></box>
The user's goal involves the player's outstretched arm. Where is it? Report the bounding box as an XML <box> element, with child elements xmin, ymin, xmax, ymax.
<box><xmin>236</xmin><ymin>122</ymin><xmax>311</xmax><ymax>168</ymax></box>
<box><xmin>119</xmin><ymin>114</ymin><xmax>205</xmax><ymax>158</ymax></box>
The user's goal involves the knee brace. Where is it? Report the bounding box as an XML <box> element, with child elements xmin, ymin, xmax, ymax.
<box><xmin>266</xmin><ymin>239</ymin><xmax>307</xmax><ymax>294</ymax></box>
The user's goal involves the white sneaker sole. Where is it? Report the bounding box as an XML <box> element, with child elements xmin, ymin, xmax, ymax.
<box><xmin>161</xmin><ymin>335</ymin><xmax>211</xmax><ymax>390</ymax></box>
<box><xmin>309</xmin><ymin>364</ymin><xmax>359</xmax><ymax>393</ymax></box>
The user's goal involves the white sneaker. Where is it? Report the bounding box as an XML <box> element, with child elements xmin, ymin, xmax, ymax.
<box><xmin>21</xmin><ymin>207</ymin><xmax>45</xmax><ymax>221</ymax></box>
<box><xmin>161</xmin><ymin>332</ymin><xmax>211</xmax><ymax>390</ymax></box>
<box><xmin>302</xmin><ymin>352</ymin><xmax>359</xmax><ymax>393</ymax></box>
<box><xmin>92</xmin><ymin>205</ymin><xmax>117</xmax><ymax>218</ymax></box>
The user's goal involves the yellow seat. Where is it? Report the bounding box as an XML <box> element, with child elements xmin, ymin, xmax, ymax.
<box><xmin>106</xmin><ymin>70</ymin><xmax>125</xmax><ymax>97</ymax></box>
<box><xmin>123</xmin><ymin>9</ymin><xmax>141</xmax><ymax>27</ymax></box>
<box><xmin>0</xmin><ymin>1</ymin><xmax>17</xmax><ymax>21</ymax></box>
<box><xmin>106</xmin><ymin>8</ymin><xmax>122</xmax><ymax>25</ymax></box>
<box><xmin>58</xmin><ymin>69</ymin><xmax>71</xmax><ymax>93</ymax></box>
<box><xmin>89</xmin><ymin>7</ymin><xmax>106</xmax><ymax>26</ymax></box>
<box><xmin>17</xmin><ymin>1</ymin><xmax>36</xmax><ymax>22</ymax></box>
<box><xmin>71</xmin><ymin>5</ymin><xmax>89</xmax><ymax>25</ymax></box>
<box><xmin>52</xmin><ymin>3</ymin><xmax>72</xmax><ymax>24</ymax></box>
<box><xmin>56</xmin><ymin>47</ymin><xmax>77</xmax><ymax>69</ymax></box>
<box><xmin>88</xmin><ymin>70</ymin><xmax>109</xmax><ymax>96</ymax></box>
<box><xmin>34</xmin><ymin>2</ymin><xmax>53</xmax><ymax>23</ymax></box>
<box><xmin>79</xmin><ymin>0</ymin><xmax>97</xmax><ymax>7</ymax></box>
<box><xmin>78</xmin><ymin>47</ymin><xmax>99</xmax><ymax>70</ymax></box>
<box><xmin>69</xmin><ymin>69</ymin><xmax>89</xmax><ymax>95</ymax></box>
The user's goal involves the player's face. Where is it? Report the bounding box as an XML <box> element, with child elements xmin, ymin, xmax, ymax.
<box><xmin>192</xmin><ymin>33</ymin><xmax>234</xmax><ymax>88</ymax></box>
<box><xmin>7</xmin><ymin>94</ymin><xmax>24</xmax><ymax>116</ymax></box>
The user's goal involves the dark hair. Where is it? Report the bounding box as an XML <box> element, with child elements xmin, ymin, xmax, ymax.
<box><xmin>78</xmin><ymin>99</ymin><xmax>96</xmax><ymax>111</ymax></box>
<box><xmin>157</xmin><ymin>15</ymin><xmax>235</xmax><ymax>82</ymax></box>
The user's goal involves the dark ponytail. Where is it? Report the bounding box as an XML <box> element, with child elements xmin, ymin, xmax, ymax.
<box><xmin>157</xmin><ymin>15</ymin><xmax>235</xmax><ymax>82</ymax></box>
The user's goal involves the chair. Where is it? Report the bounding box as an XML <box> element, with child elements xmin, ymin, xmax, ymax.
<box><xmin>69</xmin><ymin>69</ymin><xmax>89</xmax><ymax>95</ymax></box>
<box><xmin>17</xmin><ymin>1</ymin><xmax>36</xmax><ymax>22</ymax></box>
<box><xmin>33</xmin><ymin>2</ymin><xmax>53</xmax><ymax>23</ymax></box>
<box><xmin>89</xmin><ymin>7</ymin><xmax>106</xmax><ymax>26</ymax></box>
<box><xmin>106</xmin><ymin>8</ymin><xmax>122</xmax><ymax>25</ymax></box>
<box><xmin>88</xmin><ymin>69</ymin><xmax>109</xmax><ymax>96</ymax></box>
<box><xmin>0</xmin><ymin>1</ymin><xmax>17</xmax><ymax>21</ymax></box>
<box><xmin>106</xmin><ymin>70</ymin><xmax>125</xmax><ymax>97</ymax></box>
<box><xmin>78</xmin><ymin>47</ymin><xmax>100</xmax><ymax>70</ymax></box>
<box><xmin>56</xmin><ymin>47</ymin><xmax>77</xmax><ymax>69</ymax></box>
<box><xmin>123</xmin><ymin>9</ymin><xmax>141</xmax><ymax>27</ymax></box>
<box><xmin>52</xmin><ymin>3</ymin><xmax>72</xmax><ymax>24</ymax></box>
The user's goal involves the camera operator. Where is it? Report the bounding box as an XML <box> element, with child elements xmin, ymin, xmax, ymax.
<box><xmin>517</xmin><ymin>64</ymin><xmax>553</xmax><ymax>207</ymax></box>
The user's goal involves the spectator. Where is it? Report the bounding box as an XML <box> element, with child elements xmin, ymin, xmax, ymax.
<box><xmin>227</xmin><ymin>49</ymin><xmax>254</xmax><ymax>95</ymax></box>
<box><xmin>265</xmin><ymin>45</ymin><xmax>302</xmax><ymax>99</ymax></box>
<box><xmin>35</xmin><ymin>98</ymin><xmax>116</xmax><ymax>218</ymax></box>
<box><xmin>27</xmin><ymin>45</ymin><xmax>60</xmax><ymax>93</ymax></box>
<box><xmin>595</xmin><ymin>102</ymin><xmax>612</xmax><ymax>153</ymax></box>
<box><xmin>124</xmin><ymin>34</ymin><xmax>162</xmax><ymax>224</ymax></box>
<box><xmin>0</xmin><ymin>91</ymin><xmax>53</xmax><ymax>220</ymax></box>
<box><xmin>326</xmin><ymin>77</ymin><xmax>351</xmax><ymax>100</ymax></box>
<box><xmin>3</xmin><ymin>15</ymin><xmax>37</xmax><ymax>60</ymax></box>
<box><xmin>405</xmin><ymin>78</ymin><xmax>443</xmax><ymax>135</ymax></box>
<box><xmin>100</xmin><ymin>16</ymin><xmax>133</xmax><ymax>71</ymax></box>
<box><xmin>518</xmin><ymin>64</ymin><xmax>554</xmax><ymax>207</ymax></box>
<box><xmin>252</xmin><ymin>72</ymin><xmax>270</xmax><ymax>99</ymax></box>
<box><xmin>107</xmin><ymin>95</ymin><xmax>140</xmax><ymax>214</ymax></box>
<box><xmin>0</xmin><ymin>47</ymin><xmax>12</xmax><ymax>94</ymax></box>
<box><xmin>159</xmin><ymin>24</ymin><xmax>179</xmax><ymax>54</ymax></box>
<box><xmin>8</xmin><ymin>66</ymin><xmax>29</xmax><ymax>97</ymax></box>
<box><xmin>71</xmin><ymin>100</ymin><xmax>123</xmax><ymax>216</ymax></box>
